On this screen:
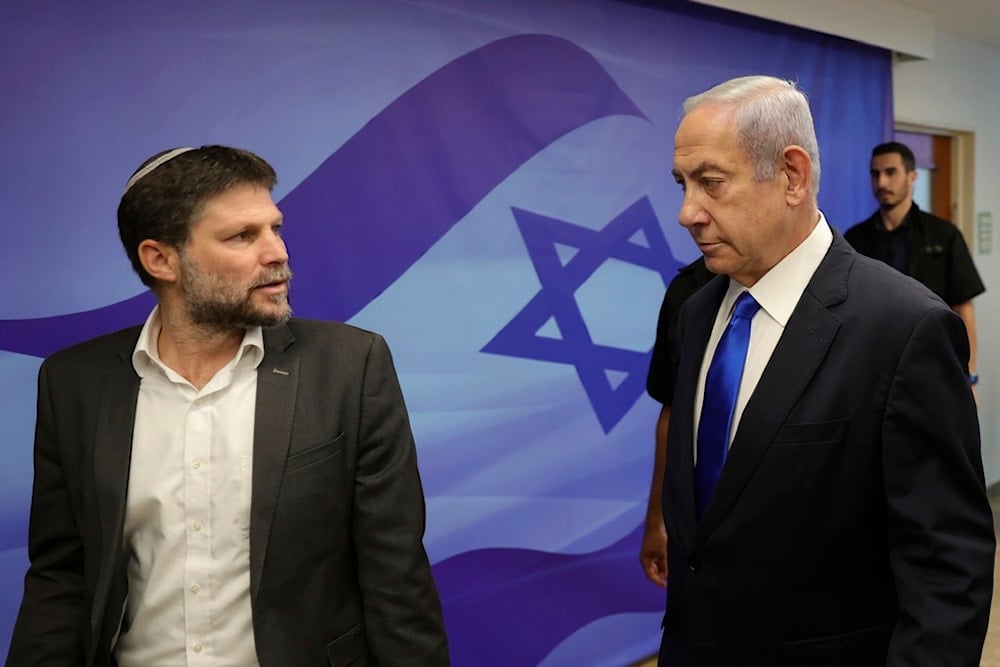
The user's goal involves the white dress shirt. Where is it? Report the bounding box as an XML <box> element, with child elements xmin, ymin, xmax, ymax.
<box><xmin>693</xmin><ymin>215</ymin><xmax>833</xmax><ymax>455</ymax></box>
<box><xmin>114</xmin><ymin>307</ymin><xmax>264</xmax><ymax>666</ymax></box>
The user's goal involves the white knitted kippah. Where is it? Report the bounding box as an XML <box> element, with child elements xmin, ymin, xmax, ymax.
<box><xmin>123</xmin><ymin>147</ymin><xmax>197</xmax><ymax>194</ymax></box>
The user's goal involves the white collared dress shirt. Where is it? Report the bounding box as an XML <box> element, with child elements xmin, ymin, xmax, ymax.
<box><xmin>114</xmin><ymin>307</ymin><xmax>264</xmax><ymax>666</ymax></box>
<box><xmin>693</xmin><ymin>215</ymin><xmax>834</xmax><ymax>455</ymax></box>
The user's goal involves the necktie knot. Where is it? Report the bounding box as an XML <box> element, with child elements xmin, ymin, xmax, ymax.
<box><xmin>731</xmin><ymin>291</ymin><xmax>761</xmax><ymax>321</ymax></box>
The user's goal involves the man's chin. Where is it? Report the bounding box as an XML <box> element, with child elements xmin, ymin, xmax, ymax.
<box><xmin>229</xmin><ymin>302</ymin><xmax>292</xmax><ymax>329</ymax></box>
<box><xmin>249</xmin><ymin>293</ymin><xmax>291</xmax><ymax>324</ymax></box>
<box><xmin>700</xmin><ymin>254</ymin><xmax>728</xmax><ymax>276</ymax></box>
<box><xmin>186</xmin><ymin>298</ymin><xmax>291</xmax><ymax>331</ymax></box>
<box><xmin>261</xmin><ymin>314</ymin><xmax>291</xmax><ymax>328</ymax></box>
<box><xmin>254</xmin><ymin>305</ymin><xmax>292</xmax><ymax>328</ymax></box>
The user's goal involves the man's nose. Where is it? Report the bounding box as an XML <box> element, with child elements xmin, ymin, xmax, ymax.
<box><xmin>261</xmin><ymin>230</ymin><xmax>289</xmax><ymax>265</ymax></box>
<box><xmin>678</xmin><ymin>194</ymin><xmax>709</xmax><ymax>228</ymax></box>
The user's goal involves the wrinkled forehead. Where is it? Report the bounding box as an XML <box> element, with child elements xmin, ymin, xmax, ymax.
<box><xmin>673</xmin><ymin>105</ymin><xmax>744</xmax><ymax>170</ymax></box>
<box><xmin>675</xmin><ymin>103</ymin><xmax>737</xmax><ymax>143</ymax></box>
<box><xmin>190</xmin><ymin>184</ymin><xmax>282</xmax><ymax>228</ymax></box>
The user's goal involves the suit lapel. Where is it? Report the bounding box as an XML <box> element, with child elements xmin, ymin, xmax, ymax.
<box><xmin>249</xmin><ymin>323</ymin><xmax>299</xmax><ymax>601</ymax></box>
<box><xmin>93</xmin><ymin>333</ymin><xmax>142</xmax><ymax>559</ymax></box>
<box><xmin>89</xmin><ymin>330</ymin><xmax>141</xmax><ymax>653</ymax></box>
<box><xmin>696</xmin><ymin>235</ymin><xmax>853</xmax><ymax>543</ymax></box>
<box><xmin>667</xmin><ymin>276</ymin><xmax>727</xmax><ymax>553</ymax></box>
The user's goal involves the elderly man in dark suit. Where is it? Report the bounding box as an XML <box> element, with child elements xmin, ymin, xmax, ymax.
<box><xmin>8</xmin><ymin>146</ymin><xmax>449</xmax><ymax>666</ymax></box>
<box><xmin>660</xmin><ymin>75</ymin><xmax>994</xmax><ymax>666</ymax></box>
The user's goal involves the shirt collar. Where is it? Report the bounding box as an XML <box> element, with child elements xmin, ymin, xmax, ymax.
<box><xmin>722</xmin><ymin>212</ymin><xmax>833</xmax><ymax>327</ymax></box>
<box><xmin>874</xmin><ymin>202</ymin><xmax>916</xmax><ymax>232</ymax></box>
<box><xmin>132</xmin><ymin>306</ymin><xmax>266</xmax><ymax>379</ymax></box>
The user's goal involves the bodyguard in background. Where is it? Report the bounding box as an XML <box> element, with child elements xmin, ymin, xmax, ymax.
<box><xmin>661</xmin><ymin>75</ymin><xmax>993</xmax><ymax>665</ymax></box>
<box><xmin>845</xmin><ymin>140</ymin><xmax>985</xmax><ymax>387</ymax></box>
<box><xmin>8</xmin><ymin>146</ymin><xmax>448</xmax><ymax>666</ymax></box>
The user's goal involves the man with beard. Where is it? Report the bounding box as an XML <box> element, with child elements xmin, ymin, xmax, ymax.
<box><xmin>845</xmin><ymin>141</ymin><xmax>984</xmax><ymax>386</ymax></box>
<box><xmin>8</xmin><ymin>146</ymin><xmax>449</xmax><ymax>666</ymax></box>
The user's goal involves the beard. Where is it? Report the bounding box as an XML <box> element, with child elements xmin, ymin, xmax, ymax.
<box><xmin>877</xmin><ymin>191</ymin><xmax>899</xmax><ymax>208</ymax></box>
<box><xmin>180</xmin><ymin>253</ymin><xmax>293</xmax><ymax>331</ymax></box>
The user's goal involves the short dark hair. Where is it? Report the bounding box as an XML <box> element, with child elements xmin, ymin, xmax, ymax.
<box><xmin>872</xmin><ymin>141</ymin><xmax>916</xmax><ymax>172</ymax></box>
<box><xmin>117</xmin><ymin>145</ymin><xmax>277</xmax><ymax>287</ymax></box>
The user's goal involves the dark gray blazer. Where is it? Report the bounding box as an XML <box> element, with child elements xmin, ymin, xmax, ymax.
<box><xmin>659</xmin><ymin>233</ymin><xmax>994</xmax><ymax>666</ymax></box>
<box><xmin>8</xmin><ymin>318</ymin><xmax>449</xmax><ymax>666</ymax></box>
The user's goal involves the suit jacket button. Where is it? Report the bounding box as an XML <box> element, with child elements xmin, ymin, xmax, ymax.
<box><xmin>688</xmin><ymin>555</ymin><xmax>702</xmax><ymax>573</ymax></box>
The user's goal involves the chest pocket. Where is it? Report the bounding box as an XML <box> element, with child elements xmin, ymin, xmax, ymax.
<box><xmin>278</xmin><ymin>433</ymin><xmax>348</xmax><ymax>553</ymax></box>
<box><xmin>284</xmin><ymin>433</ymin><xmax>345</xmax><ymax>472</ymax></box>
<box><xmin>773</xmin><ymin>418</ymin><xmax>850</xmax><ymax>447</ymax></box>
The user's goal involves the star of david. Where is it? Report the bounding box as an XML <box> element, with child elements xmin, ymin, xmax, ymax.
<box><xmin>482</xmin><ymin>196</ymin><xmax>682</xmax><ymax>432</ymax></box>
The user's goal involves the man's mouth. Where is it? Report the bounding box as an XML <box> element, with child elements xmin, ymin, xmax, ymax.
<box><xmin>254</xmin><ymin>268</ymin><xmax>291</xmax><ymax>284</ymax></box>
<box><xmin>251</xmin><ymin>268</ymin><xmax>292</xmax><ymax>293</ymax></box>
<box><xmin>253</xmin><ymin>281</ymin><xmax>288</xmax><ymax>298</ymax></box>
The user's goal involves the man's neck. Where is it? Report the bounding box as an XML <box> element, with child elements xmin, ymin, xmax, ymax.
<box><xmin>156</xmin><ymin>306</ymin><xmax>244</xmax><ymax>390</ymax></box>
<box><xmin>878</xmin><ymin>198</ymin><xmax>912</xmax><ymax>232</ymax></box>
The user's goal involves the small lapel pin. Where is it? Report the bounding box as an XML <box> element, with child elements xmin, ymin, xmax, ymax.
<box><xmin>272</xmin><ymin>368</ymin><xmax>290</xmax><ymax>376</ymax></box>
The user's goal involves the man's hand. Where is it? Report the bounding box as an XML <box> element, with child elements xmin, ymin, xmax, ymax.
<box><xmin>640</xmin><ymin>404</ymin><xmax>671</xmax><ymax>587</ymax></box>
<box><xmin>639</xmin><ymin>520</ymin><xmax>668</xmax><ymax>587</ymax></box>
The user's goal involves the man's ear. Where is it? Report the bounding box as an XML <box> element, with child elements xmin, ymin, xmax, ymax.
<box><xmin>137</xmin><ymin>239</ymin><xmax>180</xmax><ymax>284</ymax></box>
<box><xmin>781</xmin><ymin>145</ymin><xmax>812</xmax><ymax>206</ymax></box>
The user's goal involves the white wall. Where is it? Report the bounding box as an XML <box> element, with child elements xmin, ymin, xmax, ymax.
<box><xmin>692</xmin><ymin>0</ymin><xmax>936</xmax><ymax>58</ymax></box>
<box><xmin>894</xmin><ymin>32</ymin><xmax>1000</xmax><ymax>486</ymax></box>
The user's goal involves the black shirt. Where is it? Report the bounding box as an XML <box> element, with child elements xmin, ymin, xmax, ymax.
<box><xmin>844</xmin><ymin>203</ymin><xmax>985</xmax><ymax>306</ymax></box>
<box><xmin>646</xmin><ymin>257</ymin><xmax>715</xmax><ymax>406</ymax></box>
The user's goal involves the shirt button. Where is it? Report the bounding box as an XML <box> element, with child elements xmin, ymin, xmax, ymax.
<box><xmin>191</xmin><ymin>584</ymin><xmax>201</xmax><ymax>594</ymax></box>
<box><xmin>193</xmin><ymin>643</ymin><xmax>204</xmax><ymax>653</ymax></box>
<box><xmin>192</xmin><ymin>521</ymin><xmax>203</xmax><ymax>532</ymax></box>
<box><xmin>192</xmin><ymin>459</ymin><xmax>202</xmax><ymax>470</ymax></box>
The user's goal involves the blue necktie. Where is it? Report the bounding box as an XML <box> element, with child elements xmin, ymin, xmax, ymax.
<box><xmin>695</xmin><ymin>291</ymin><xmax>761</xmax><ymax>517</ymax></box>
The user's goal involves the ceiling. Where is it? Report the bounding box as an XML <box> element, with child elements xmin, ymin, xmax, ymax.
<box><xmin>897</xmin><ymin>0</ymin><xmax>1000</xmax><ymax>50</ymax></box>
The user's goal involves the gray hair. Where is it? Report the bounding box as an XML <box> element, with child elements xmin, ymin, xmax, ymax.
<box><xmin>683</xmin><ymin>75</ymin><xmax>821</xmax><ymax>197</ymax></box>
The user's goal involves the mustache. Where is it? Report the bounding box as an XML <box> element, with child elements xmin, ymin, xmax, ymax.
<box><xmin>250</xmin><ymin>266</ymin><xmax>293</xmax><ymax>289</ymax></box>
